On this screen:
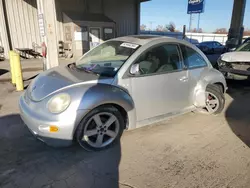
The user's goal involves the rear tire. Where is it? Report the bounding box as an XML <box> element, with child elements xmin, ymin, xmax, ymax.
<box><xmin>199</xmin><ymin>85</ymin><xmax>225</xmax><ymax>115</ymax></box>
<box><xmin>76</xmin><ymin>106</ymin><xmax>124</xmax><ymax>151</ymax></box>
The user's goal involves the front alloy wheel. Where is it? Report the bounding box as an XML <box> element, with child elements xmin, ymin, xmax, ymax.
<box><xmin>76</xmin><ymin>106</ymin><xmax>124</xmax><ymax>151</ymax></box>
<box><xmin>204</xmin><ymin>91</ymin><xmax>220</xmax><ymax>114</ymax></box>
<box><xmin>199</xmin><ymin>85</ymin><xmax>225</xmax><ymax>115</ymax></box>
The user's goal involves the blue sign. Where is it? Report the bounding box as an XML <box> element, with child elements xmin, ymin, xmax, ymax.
<box><xmin>187</xmin><ymin>0</ymin><xmax>205</xmax><ymax>14</ymax></box>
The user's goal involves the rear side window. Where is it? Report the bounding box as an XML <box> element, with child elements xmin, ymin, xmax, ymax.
<box><xmin>181</xmin><ymin>45</ymin><xmax>207</xmax><ymax>69</ymax></box>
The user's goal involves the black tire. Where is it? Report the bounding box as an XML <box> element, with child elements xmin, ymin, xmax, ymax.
<box><xmin>206</xmin><ymin>85</ymin><xmax>225</xmax><ymax>115</ymax></box>
<box><xmin>76</xmin><ymin>105</ymin><xmax>124</xmax><ymax>151</ymax></box>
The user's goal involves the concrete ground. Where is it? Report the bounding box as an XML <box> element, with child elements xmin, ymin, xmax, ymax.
<box><xmin>1</xmin><ymin>58</ymin><xmax>250</xmax><ymax>188</ymax></box>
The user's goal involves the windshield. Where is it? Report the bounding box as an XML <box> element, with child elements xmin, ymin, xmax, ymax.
<box><xmin>76</xmin><ymin>40</ymin><xmax>140</xmax><ymax>77</ymax></box>
<box><xmin>236</xmin><ymin>42</ymin><xmax>250</xmax><ymax>52</ymax></box>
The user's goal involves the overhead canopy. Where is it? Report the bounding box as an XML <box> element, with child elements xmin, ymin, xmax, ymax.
<box><xmin>63</xmin><ymin>11</ymin><xmax>115</xmax><ymax>23</ymax></box>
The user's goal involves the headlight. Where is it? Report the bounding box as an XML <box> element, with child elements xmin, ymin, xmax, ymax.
<box><xmin>47</xmin><ymin>93</ymin><xmax>71</xmax><ymax>113</ymax></box>
<box><xmin>217</xmin><ymin>57</ymin><xmax>226</xmax><ymax>67</ymax></box>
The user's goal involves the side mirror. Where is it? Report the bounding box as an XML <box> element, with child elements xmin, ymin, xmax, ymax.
<box><xmin>130</xmin><ymin>64</ymin><xmax>140</xmax><ymax>75</ymax></box>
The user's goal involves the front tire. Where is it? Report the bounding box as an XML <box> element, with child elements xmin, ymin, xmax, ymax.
<box><xmin>76</xmin><ymin>106</ymin><xmax>124</xmax><ymax>151</ymax></box>
<box><xmin>199</xmin><ymin>85</ymin><xmax>225</xmax><ymax>115</ymax></box>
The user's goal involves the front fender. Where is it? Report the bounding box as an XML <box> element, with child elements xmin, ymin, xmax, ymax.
<box><xmin>77</xmin><ymin>84</ymin><xmax>134</xmax><ymax>110</ymax></box>
<box><xmin>76</xmin><ymin>83</ymin><xmax>136</xmax><ymax>129</ymax></box>
<box><xmin>193</xmin><ymin>68</ymin><xmax>227</xmax><ymax>107</ymax></box>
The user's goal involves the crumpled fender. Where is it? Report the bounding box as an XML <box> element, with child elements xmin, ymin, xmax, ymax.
<box><xmin>192</xmin><ymin>68</ymin><xmax>227</xmax><ymax>108</ymax></box>
<box><xmin>193</xmin><ymin>80</ymin><xmax>209</xmax><ymax>107</ymax></box>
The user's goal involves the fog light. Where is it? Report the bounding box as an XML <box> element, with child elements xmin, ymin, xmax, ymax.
<box><xmin>50</xmin><ymin>126</ymin><xmax>59</xmax><ymax>133</ymax></box>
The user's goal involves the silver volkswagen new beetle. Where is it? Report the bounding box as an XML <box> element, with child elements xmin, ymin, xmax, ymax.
<box><xmin>19</xmin><ymin>35</ymin><xmax>227</xmax><ymax>151</ymax></box>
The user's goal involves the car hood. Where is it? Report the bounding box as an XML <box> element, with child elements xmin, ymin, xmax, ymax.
<box><xmin>221</xmin><ymin>52</ymin><xmax>250</xmax><ymax>62</ymax></box>
<box><xmin>27</xmin><ymin>65</ymin><xmax>114</xmax><ymax>101</ymax></box>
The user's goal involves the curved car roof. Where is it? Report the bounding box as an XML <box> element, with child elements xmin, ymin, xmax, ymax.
<box><xmin>111</xmin><ymin>35</ymin><xmax>193</xmax><ymax>47</ymax></box>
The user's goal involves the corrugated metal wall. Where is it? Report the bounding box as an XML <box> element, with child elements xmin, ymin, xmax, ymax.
<box><xmin>0</xmin><ymin>35</ymin><xmax>2</xmax><ymax>47</ymax></box>
<box><xmin>104</xmin><ymin>0</ymin><xmax>137</xmax><ymax>36</ymax></box>
<box><xmin>57</xmin><ymin>0</ymin><xmax>102</xmax><ymax>13</ymax></box>
<box><xmin>4</xmin><ymin>0</ymin><xmax>41</xmax><ymax>49</ymax></box>
<box><xmin>1</xmin><ymin>0</ymin><xmax>138</xmax><ymax>53</ymax></box>
<box><xmin>57</xmin><ymin>0</ymin><xmax>138</xmax><ymax>37</ymax></box>
<box><xmin>55</xmin><ymin>0</ymin><xmax>102</xmax><ymax>43</ymax></box>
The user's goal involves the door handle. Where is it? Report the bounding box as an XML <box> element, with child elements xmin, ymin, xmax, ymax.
<box><xmin>179</xmin><ymin>76</ymin><xmax>188</xmax><ymax>82</ymax></box>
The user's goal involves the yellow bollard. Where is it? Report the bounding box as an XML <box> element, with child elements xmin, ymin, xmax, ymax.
<box><xmin>12</xmin><ymin>52</ymin><xmax>24</xmax><ymax>91</ymax></box>
<box><xmin>9</xmin><ymin>51</ymin><xmax>16</xmax><ymax>85</ymax></box>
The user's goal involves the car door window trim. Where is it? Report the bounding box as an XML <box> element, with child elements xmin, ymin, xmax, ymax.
<box><xmin>180</xmin><ymin>44</ymin><xmax>208</xmax><ymax>70</ymax></box>
<box><xmin>125</xmin><ymin>42</ymin><xmax>185</xmax><ymax>78</ymax></box>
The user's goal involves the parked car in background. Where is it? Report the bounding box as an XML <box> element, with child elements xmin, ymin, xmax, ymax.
<box><xmin>243</xmin><ymin>37</ymin><xmax>250</xmax><ymax>44</ymax></box>
<box><xmin>19</xmin><ymin>35</ymin><xmax>227</xmax><ymax>151</ymax></box>
<box><xmin>197</xmin><ymin>41</ymin><xmax>226</xmax><ymax>54</ymax></box>
<box><xmin>218</xmin><ymin>41</ymin><xmax>250</xmax><ymax>80</ymax></box>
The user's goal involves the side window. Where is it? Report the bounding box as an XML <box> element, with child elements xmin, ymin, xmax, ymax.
<box><xmin>135</xmin><ymin>44</ymin><xmax>182</xmax><ymax>75</ymax></box>
<box><xmin>213</xmin><ymin>42</ymin><xmax>219</xmax><ymax>47</ymax></box>
<box><xmin>181</xmin><ymin>45</ymin><xmax>207</xmax><ymax>69</ymax></box>
<box><xmin>216</xmin><ymin>42</ymin><xmax>222</xmax><ymax>46</ymax></box>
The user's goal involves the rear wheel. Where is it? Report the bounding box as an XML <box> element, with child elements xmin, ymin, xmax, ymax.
<box><xmin>76</xmin><ymin>106</ymin><xmax>124</xmax><ymax>151</ymax></box>
<box><xmin>199</xmin><ymin>85</ymin><xmax>225</xmax><ymax>115</ymax></box>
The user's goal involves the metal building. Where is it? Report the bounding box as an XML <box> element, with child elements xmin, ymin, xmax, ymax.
<box><xmin>0</xmin><ymin>0</ymin><xmax>148</xmax><ymax>60</ymax></box>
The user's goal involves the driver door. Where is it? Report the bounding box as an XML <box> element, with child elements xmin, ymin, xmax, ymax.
<box><xmin>129</xmin><ymin>44</ymin><xmax>191</xmax><ymax>122</ymax></box>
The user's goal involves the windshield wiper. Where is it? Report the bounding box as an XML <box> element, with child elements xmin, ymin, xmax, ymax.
<box><xmin>81</xmin><ymin>67</ymin><xmax>100</xmax><ymax>76</ymax></box>
<box><xmin>68</xmin><ymin>63</ymin><xmax>99</xmax><ymax>75</ymax></box>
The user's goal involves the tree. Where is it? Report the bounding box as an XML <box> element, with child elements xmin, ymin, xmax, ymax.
<box><xmin>214</xmin><ymin>28</ymin><xmax>228</xmax><ymax>34</ymax></box>
<box><xmin>244</xmin><ymin>29</ymin><xmax>250</xmax><ymax>36</ymax></box>
<box><xmin>190</xmin><ymin>28</ymin><xmax>197</xmax><ymax>33</ymax></box>
<box><xmin>198</xmin><ymin>28</ymin><xmax>203</xmax><ymax>33</ymax></box>
<box><xmin>166</xmin><ymin>22</ymin><xmax>176</xmax><ymax>32</ymax></box>
<box><xmin>156</xmin><ymin>25</ymin><xmax>164</xmax><ymax>32</ymax></box>
<box><xmin>190</xmin><ymin>28</ymin><xmax>203</xmax><ymax>33</ymax></box>
<box><xmin>140</xmin><ymin>24</ymin><xmax>147</xmax><ymax>31</ymax></box>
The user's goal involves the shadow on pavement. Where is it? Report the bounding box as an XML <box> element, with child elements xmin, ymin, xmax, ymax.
<box><xmin>23</xmin><ymin>74</ymin><xmax>38</xmax><ymax>81</ymax></box>
<box><xmin>0</xmin><ymin>114</ymin><xmax>121</xmax><ymax>188</ymax></box>
<box><xmin>0</xmin><ymin>69</ymin><xmax>8</xmax><ymax>76</ymax></box>
<box><xmin>225</xmin><ymin>79</ymin><xmax>250</xmax><ymax>147</ymax></box>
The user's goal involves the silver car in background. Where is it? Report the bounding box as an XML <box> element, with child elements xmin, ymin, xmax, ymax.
<box><xmin>19</xmin><ymin>35</ymin><xmax>227</xmax><ymax>151</ymax></box>
<box><xmin>218</xmin><ymin>41</ymin><xmax>250</xmax><ymax>80</ymax></box>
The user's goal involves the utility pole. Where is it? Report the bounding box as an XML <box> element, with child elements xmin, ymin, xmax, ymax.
<box><xmin>189</xmin><ymin>14</ymin><xmax>194</xmax><ymax>32</ymax></box>
<box><xmin>197</xmin><ymin>13</ymin><xmax>201</xmax><ymax>32</ymax></box>
<box><xmin>36</xmin><ymin>0</ymin><xmax>59</xmax><ymax>70</ymax></box>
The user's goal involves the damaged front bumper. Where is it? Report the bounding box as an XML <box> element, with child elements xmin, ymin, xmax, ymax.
<box><xmin>218</xmin><ymin>59</ymin><xmax>250</xmax><ymax>80</ymax></box>
<box><xmin>219</xmin><ymin>67</ymin><xmax>250</xmax><ymax>80</ymax></box>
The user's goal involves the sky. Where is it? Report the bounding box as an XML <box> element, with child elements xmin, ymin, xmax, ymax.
<box><xmin>141</xmin><ymin>0</ymin><xmax>250</xmax><ymax>33</ymax></box>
